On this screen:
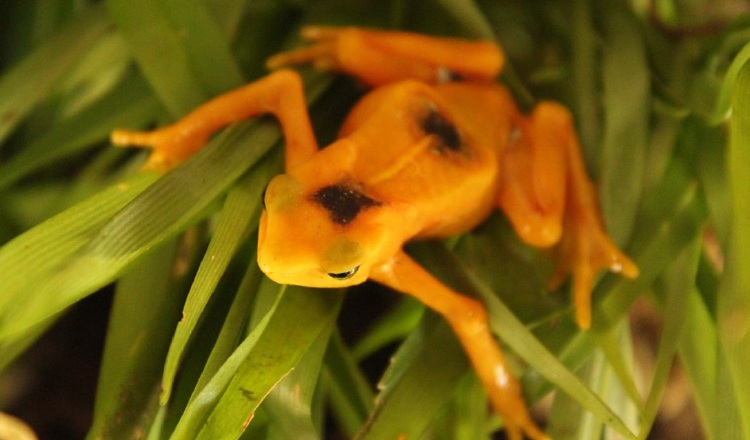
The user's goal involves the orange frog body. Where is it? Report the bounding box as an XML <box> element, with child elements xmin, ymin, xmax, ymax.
<box><xmin>112</xmin><ymin>26</ymin><xmax>638</xmax><ymax>440</ymax></box>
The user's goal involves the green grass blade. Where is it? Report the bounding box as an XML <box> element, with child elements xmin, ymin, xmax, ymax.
<box><xmin>160</xmin><ymin>150</ymin><xmax>281</xmax><ymax>403</ymax></box>
<box><xmin>356</xmin><ymin>314</ymin><xmax>470</xmax><ymax>440</ymax></box>
<box><xmin>87</xmin><ymin>239</ymin><xmax>185</xmax><ymax>439</ymax></box>
<box><xmin>351</xmin><ymin>297</ymin><xmax>423</xmax><ymax>361</ymax></box>
<box><xmin>263</xmin><ymin>314</ymin><xmax>337</xmax><ymax>439</ymax></box>
<box><xmin>105</xmin><ymin>0</ymin><xmax>211</xmax><ymax>115</ymax></box>
<box><xmin>323</xmin><ymin>330</ymin><xmax>374</xmax><ymax>437</ymax></box>
<box><xmin>159</xmin><ymin>0</ymin><xmax>245</xmax><ymax>94</ymax></box>
<box><xmin>570</xmin><ymin>0</ymin><xmax>601</xmax><ymax>165</ymax></box>
<box><xmin>599</xmin><ymin>3</ymin><xmax>649</xmax><ymax>244</ymax></box>
<box><xmin>473</xmin><ymin>276</ymin><xmax>637</xmax><ymax>440</ymax></box>
<box><xmin>0</xmin><ymin>74</ymin><xmax>159</xmax><ymax>191</ymax></box>
<box><xmin>192</xmin><ymin>286</ymin><xmax>341</xmax><ymax>440</ymax></box>
<box><xmin>0</xmin><ymin>122</ymin><xmax>278</xmax><ymax>337</ymax></box>
<box><xmin>188</xmin><ymin>249</ymin><xmax>264</xmax><ymax>404</ymax></box>
<box><xmin>0</xmin><ymin>6</ymin><xmax>111</xmax><ymax>145</ymax></box>
<box><xmin>718</xmin><ymin>43</ymin><xmax>750</xmax><ymax>440</ymax></box>
<box><xmin>0</xmin><ymin>172</ymin><xmax>157</xmax><ymax>338</ymax></box>
<box><xmin>637</xmin><ymin>238</ymin><xmax>700</xmax><ymax>438</ymax></box>
<box><xmin>169</xmin><ymin>284</ymin><xmax>287</xmax><ymax>439</ymax></box>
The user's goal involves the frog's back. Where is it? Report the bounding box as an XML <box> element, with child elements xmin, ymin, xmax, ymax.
<box><xmin>338</xmin><ymin>80</ymin><xmax>519</xmax><ymax>238</ymax></box>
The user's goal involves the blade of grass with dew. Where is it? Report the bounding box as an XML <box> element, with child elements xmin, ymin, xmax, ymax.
<box><xmin>718</xmin><ymin>45</ymin><xmax>750</xmax><ymax>440</ymax></box>
<box><xmin>87</xmin><ymin>239</ymin><xmax>185</xmax><ymax>439</ymax></box>
<box><xmin>0</xmin><ymin>5</ymin><xmax>111</xmax><ymax>145</ymax></box>
<box><xmin>190</xmin><ymin>285</ymin><xmax>342</xmax><ymax>440</ymax></box>
<box><xmin>356</xmin><ymin>313</ymin><xmax>471</xmax><ymax>440</ymax></box>
<box><xmin>0</xmin><ymin>121</ymin><xmax>278</xmax><ymax>338</ymax></box>
<box><xmin>160</xmin><ymin>150</ymin><xmax>281</xmax><ymax>403</ymax></box>
<box><xmin>323</xmin><ymin>330</ymin><xmax>374</xmax><ymax>438</ymax></box>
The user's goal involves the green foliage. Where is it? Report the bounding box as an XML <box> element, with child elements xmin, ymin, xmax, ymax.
<box><xmin>1</xmin><ymin>0</ymin><xmax>749</xmax><ymax>438</ymax></box>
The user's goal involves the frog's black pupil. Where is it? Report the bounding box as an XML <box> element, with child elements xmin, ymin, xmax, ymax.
<box><xmin>328</xmin><ymin>266</ymin><xmax>359</xmax><ymax>280</ymax></box>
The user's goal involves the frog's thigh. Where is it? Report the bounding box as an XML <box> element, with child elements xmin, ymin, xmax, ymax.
<box><xmin>497</xmin><ymin>102</ymin><xmax>569</xmax><ymax>248</ymax></box>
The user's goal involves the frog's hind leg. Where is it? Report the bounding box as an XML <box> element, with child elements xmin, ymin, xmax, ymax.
<box><xmin>111</xmin><ymin>69</ymin><xmax>317</xmax><ymax>171</ymax></box>
<box><xmin>266</xmin><ymin>26</ymin><xmax>504</xmax><ymax>86</ymax></box>
<box><xmin>371</xmin><ymin>251</ymin><xmax>549</xmax><ymax>440</ymax></box>
<box><xmin>497</xmin><ymin>102</ymin><xmax>638</xmax><ymax>329</ymax></box>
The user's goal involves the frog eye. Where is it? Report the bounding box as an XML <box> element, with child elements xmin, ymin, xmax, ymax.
<box><xmin>327</xmin><ymin>266</ymin><xmax>359</xmax><ymax>280</ymax></box>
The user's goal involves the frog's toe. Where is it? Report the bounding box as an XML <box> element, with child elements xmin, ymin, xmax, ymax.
<box><xmin>265</xmin><ymin>42</ymin><xmax>338</xmax><ymax>71</ymax></box>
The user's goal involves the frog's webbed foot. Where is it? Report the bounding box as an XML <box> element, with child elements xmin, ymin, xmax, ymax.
<box><xmin>112</xmin><ymin>70</ymin><xmax>318</xmax><ymax>172</ymax></box>
<box><xmin>498</xmin><ymin>102</ymin><xmax>638</xmax><ymax>329</ymax></box>
<box><xmin>547</xmin><ymin>214</ymin><xmax>639</xmax><ymax>329</ymax></box>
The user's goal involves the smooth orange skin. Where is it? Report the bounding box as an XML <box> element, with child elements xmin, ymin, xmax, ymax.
<box><xmin>112</xmin><ymin>26</ymin><xmax>639</xmax><ymax>440</ymax></box>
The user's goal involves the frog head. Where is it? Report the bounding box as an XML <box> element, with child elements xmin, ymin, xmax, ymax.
<box><xmin>257</xmin><ymin>172</ymin><xmax>394</xmax><ymax>288</ymax></box>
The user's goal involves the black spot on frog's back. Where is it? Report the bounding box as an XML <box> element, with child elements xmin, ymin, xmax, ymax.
<box><xmin>421</xmin><ymin>106</ymin><xmax>462</xmax><ymax>153</ymax></box>
<box><xmin>312</xmin><ymin>184</ymin><xmax>380</xmax><ymax>225</ymax></box>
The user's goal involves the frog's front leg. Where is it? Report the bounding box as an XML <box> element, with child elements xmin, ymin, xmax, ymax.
<box><xmin>371</xmin><ymin>251</ymin><xmax>549</xmax><ymax>440</ymax></box>
<box><xmin>498</xmin><ymin>102</ymin><xmax>639</xmax><ymax>329</ymax></box>
<box><xmin>111</xmin><ymin>69</ymin><xmax>317</xmax><ymax>171</ymax></box>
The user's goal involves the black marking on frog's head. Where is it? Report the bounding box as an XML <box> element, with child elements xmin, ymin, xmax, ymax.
<box><xmin>312</xmin><ymin>183</ymin><xmax>380</xmax><ymax>226</ymax></box>
<box><xmin>421</xmin><ymin>107</ymin><xmax>462</xmax><ymax>153</ymax></box>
